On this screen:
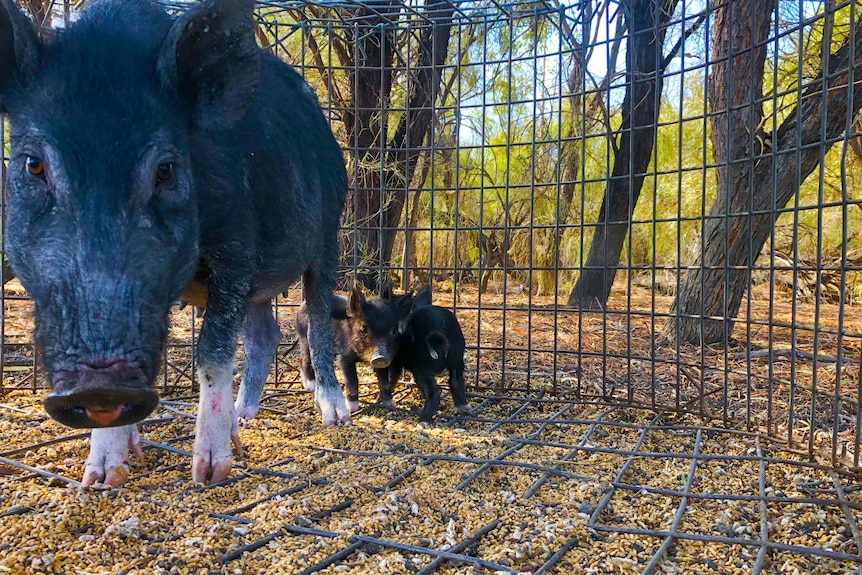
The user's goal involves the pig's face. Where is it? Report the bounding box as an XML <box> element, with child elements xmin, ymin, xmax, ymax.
<box><xmin>5</xmin><ymin>42</ymin><xmax>199</xmax><ymax>429</ymax></box>
<box><xmin>0</xmin><ymin>0</ymin><xmax>260</xmax><ymax>428</ymax></box>
<box><xmin>346</xmin><ymin>286</ymin><xmax>413</xmax><ymax>369</ymax></box>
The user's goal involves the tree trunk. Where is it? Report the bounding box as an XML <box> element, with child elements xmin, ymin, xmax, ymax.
<box><xmin>341</xmin><ymin>0</ymin><xmax>455</xmax><ymax>290</ymax></box>
<box><xmin>557</xmin><ymin>2</ymin><xmax>588</xmax><ymax>227</ymax></box>
<box><xmin>401</xmin><ymin>149</ymin><xmax>433</xmax><ymax>291</ymax></box>
<box><xmin>567</xmin><ymin>0</ymin><xmax>675</xmax><ymax>308</ymax></box>
<box><xmin>339</xmin><ymin>1</ymin><xmax>399</xmax><ymax>288</ymax></box>
<box><xmin>557</xmin><ymin>46</ymin><xmax>585</xmax><ymax>232</ymax></box>
<box><xmin>670</xmin><ymin>7</ymin><xmax>862</xmax><ymax>344</ymax></box>
<box><xmin>378</xmin><ymin>0</ymin><xmax>455</xmax><ymax>283</ymax></box>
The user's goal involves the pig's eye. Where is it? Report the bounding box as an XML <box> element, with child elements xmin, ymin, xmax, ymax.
<box><xmin>359</xmin><ymin>325</ymin><xmax>368</xmax><ymax>335</ymax></box>
<box><xmin>26</xmin><ymin>156</ymin><xmax>45</xmax><ymax>178</ymax></box>
<box><xmin>155</xmin><ymin>162</ymin><xmax>174</xmax><ymax>183</ymax></box>
<box><xmin>391</xmin><ymin>327</ymin><xmax>398</xmax><ymax>335</ymax></box>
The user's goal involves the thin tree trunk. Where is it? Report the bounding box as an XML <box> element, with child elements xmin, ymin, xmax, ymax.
<box><xmin>670</xmin><ymin>8</ymin><xmax>862</xmax><ymax>344</ymax></box>
<box><xmin>567</xmin><ymin>0</ymin><xmax>675</xmax><ymax>308</ymax></box>
<box><xmin>339</xmin><ymin>1</ymin><xmax>399</xmax><ymax>288</ymax></box>
<box><xmin>340</xmin><ymin>0</ymin><xmax>454</xmax><ymax>290</ymax></box>
<box><xmin>558</xmin><ymin>46</ymin><xmax>586</xmax><ymax>228</ymax></box>
<box><xmin>401</xmin><ymin>149</ymin><xmax>432</xmax><ymax>291</ymax></box>
<box><xmin>379</xmin><ymin>0</ymin><xmax>455</xmax><ymax>283</ymax></box>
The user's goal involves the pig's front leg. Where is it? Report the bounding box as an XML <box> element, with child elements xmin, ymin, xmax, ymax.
<box><xmin>193</xmin><ymin>363</ymin><xmax>243</xmax><ymax>484</ymax></box>
<box><xmin>191</xmin><ymin>258</ymin><xmax>250</xmax><ymax>484</ymax></box>
<box><xmin>303</xmin><ymin>265</ymin><xmax>350</xmax><ymax>425</ymax></box>
<box><xmin>82</xmin><ymin>425</ymin><xmax>144</xmax><ymax>487</ymax></box>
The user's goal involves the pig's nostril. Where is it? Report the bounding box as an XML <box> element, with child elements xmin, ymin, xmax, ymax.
<box><xmin>370</xmin><ymin>353</ymin><xmax>390</xmax><ymax>369</ymax></box>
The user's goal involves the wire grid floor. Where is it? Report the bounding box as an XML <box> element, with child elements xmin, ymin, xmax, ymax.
<box><xmin>1</xmin><ymin>385</ymin><xmax>861</xmax><ymax>574</ymax></box>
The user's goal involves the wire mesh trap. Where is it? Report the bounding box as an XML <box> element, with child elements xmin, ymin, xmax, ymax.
<box><xmin>2</xmin><ymin>0</ymin><xmax>862</xmax><ymax>573</ymax></box>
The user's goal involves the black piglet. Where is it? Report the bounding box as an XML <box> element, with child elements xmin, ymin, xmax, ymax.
<box><xmin>379</xmin><ymin>287</ymin><xmax>471</xmax><ymax>422</ymax></box>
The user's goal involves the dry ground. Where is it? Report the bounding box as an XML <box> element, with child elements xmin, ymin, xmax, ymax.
<box><xmin>4</xmin><ymin>278</ymin><xmax>859</xmax><ymax>468</ymax></box>
<box><xmin>1</xmin><ymin>279</ymin><xmax>861</xmax><ymax>573</ymax></box>
<box><xmin>0</xmin><ymin>389</ymin><xmax>861</xmax><ymax>575</ymax></box>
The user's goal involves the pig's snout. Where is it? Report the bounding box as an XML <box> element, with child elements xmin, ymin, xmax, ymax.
<box><xmin>43</xmin><ymin>361</ymin><xmax>159</xmax><ymax>429</ymax></box>
<box><xmin>370</xmin><ymin>348</ymin><xmax>391</xmax><ymax>369</ymax></box>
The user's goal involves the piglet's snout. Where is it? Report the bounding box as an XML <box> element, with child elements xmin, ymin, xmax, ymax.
<box><xmin>43</xmin><ymin>360</ymin><xmax>159</xmax><ymax>429</ymax></box>
<box><xmin>370</xmin><ymin>346</ymin><xmax>391</xmax><ymax>369</ymax></box>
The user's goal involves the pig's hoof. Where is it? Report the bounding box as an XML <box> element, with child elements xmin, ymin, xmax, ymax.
<box><xmin>192</xmin><ymin>438</ymin><xmax>232</xmax><ymax>485</ymax></box>
<box><xmin>455</xmin><ymin>404</ymin><xmax>473</xmax><ymax>415</ymax></box>
<box><xmin>192</xmin><ymin>452</ymin><xmax>232</xmax><ymax>485</ymax></box>
<box><xmin>82</xmin><ymin>425</ymin><xmax>140</xmax><ymax>487</ymax></box>
<box><xmin>302</xmin><ymin>377</ymin><xmax>316</xmax><ymax>393</ymax></box>
<box><xmin>83</xmin><ymin>462</ymin><xmax>130</xmax><ymax>487</ymax></box>
<box><xmin>347</xmin><ymin>400</ymin><xmax>360</xmax><ymax>414</ymax></box>
<box><xmin>235</xmin><ymin>403</ymin><xmax>259</xmax><ymax>421</ymax></box>
<box><xmin>376</xmin><ymin>399</ymin><xmax>394</xmax><ymax>409</ymax></box>
<box><xmin>315</xmin><ymin>386</ymin><xmax>351</xmax><ymax>426</ymax></box>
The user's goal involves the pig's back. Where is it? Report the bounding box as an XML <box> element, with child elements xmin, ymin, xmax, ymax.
<box><xmin>413</xmin><ymin>306</ymin><xmax>465</xmax><ymax>345</ymax></box>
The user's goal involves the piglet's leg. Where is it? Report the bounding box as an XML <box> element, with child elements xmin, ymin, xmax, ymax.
<box><xmin>82</xmin><ymin>424</ymin><xmax>143</xmax><ymax>487</ymax></box>
<box><xmin>192</xmin><ymin>363</ymin><xmax>238</xmax><ymax>484</ymax></box>
<box><xmin>299</xmin><ymin>340</ymin><xmax>317</xmax><ymax>392</ymax></box>
<box><xmin>376</xmin><ymin>363</ymin><xmax>400</xmax><ymax>408</ymax></box>
<box><xmin>339</xmin><ymin>357</ymin><xmax>362</xmax><ymax>414</ymax></box>
<box><xmin>416</xmin><ymin>375</ymin><xmax>442</xmax><ymax>423</ymax></box>
<box><xmin>303</xmin><ymin>264</ymin><xmax>350</xmax><ymax>425</ymax></box>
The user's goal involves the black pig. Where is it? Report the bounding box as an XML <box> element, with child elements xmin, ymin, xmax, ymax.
<box><xmin>296</xmin><ymin>285</ymin><xmax>413</xmax><ymax>413</ymax></box>
<box><xmin>0</xmin><ymin>0</ymin><xmax>350</xmax><ymax>486</ymax></box>
<box><xmin>379</xmin><ymin>288</ymin><xmax>471</xmax><ymax>422</ymax></box>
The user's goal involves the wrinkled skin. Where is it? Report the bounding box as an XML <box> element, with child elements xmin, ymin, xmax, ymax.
<box><xmin>296</xmin><ymin>285</ymin><xmax>413</xmax><ymax>413</ymax></box>
<box><xmin>0</xmin><ymin>0</ymin><xmax>349</xmax><ymax>486</ymax></box>
<box><xmin>379</xmin><ymin>287</ymin><xmax>471</xmax><ymax>422</ymax></box>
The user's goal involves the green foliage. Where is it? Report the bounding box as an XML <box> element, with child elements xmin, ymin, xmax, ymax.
<box><xmin>256</xmin><ymin>3</ymin><xmax>862</xmax><ymax>300</ymax></box>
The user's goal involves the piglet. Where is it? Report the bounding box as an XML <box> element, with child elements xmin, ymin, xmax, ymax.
<box><xmin>296</xmin><ymin>284</ymin><xmax>413</xmax><ymax>413</ymax></box>
<box><xmin>379</xmin><ymin>287</ymin><xmax>471</xmax><ymax>422</ymax></box>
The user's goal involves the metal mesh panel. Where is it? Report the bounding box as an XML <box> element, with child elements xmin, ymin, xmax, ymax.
<box><xmin>2</xmin><ymin>0</ymin><xmax>860</xmax><ymax>470</ymax></box>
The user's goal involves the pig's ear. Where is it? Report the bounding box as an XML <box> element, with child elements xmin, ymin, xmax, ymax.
<box><xmin>347</xmin><ymin>285</ymin><xmax>365</xmax><ymax>318</ymax></box>
<box><xmin>413</xmin><ymin>286</ymin><xmax>432</xmax><ymax>308</ymax></box>
<box><xmin>157</xmin><ymin>0</ymin><xmax>260</xmax><ymax>131</ymax></box>
<box><xmin>395</xmin><ymin>293</ymin><xmax>413</xmax><ymax>318</ymax></box>
<box><xmin>0</xmin><ymin>0</ymin><xmax>40</xmax><ymax>112</ymax></box>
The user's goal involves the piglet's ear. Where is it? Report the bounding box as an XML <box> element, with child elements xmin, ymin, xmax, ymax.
<box><xmin>347</xmin><ymin>285</ymin><xmax>365</xmax><ymax>318</ymax></box>
<box><xmin>157</xmin><ymin>0</ymin><xmax>260</xmax><ymax>131</ymax></box>
<box><xmin>412</xmin><ymin>286</ymin><xmax>432</xmax><ymax>309</ymax></box>
<box><xmin>0</xmin><ymin>0</ymin><xmax>40</xmax><ymax>113</ymax></box>
<box><xmin>395</xmin><ymin>293</ymin><xmax>413</xmax><ymax>317</ymax></box>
